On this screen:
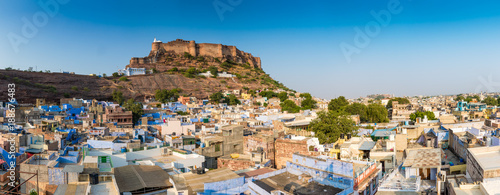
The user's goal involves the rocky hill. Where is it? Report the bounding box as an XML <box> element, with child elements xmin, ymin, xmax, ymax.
<box><xmin>0</xmin><ymin>40</ymin><xmax>290</xmax><ymax>104</ymax></box>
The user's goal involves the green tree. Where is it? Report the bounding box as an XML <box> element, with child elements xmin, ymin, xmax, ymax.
<box><xmin>155</xmin><ymin>89</ymin><xmax>181</xmax><ymax>103</ymax></box>
<box><xmin>278</xmin><ymin>92</ymin><xmax>289</xmax><ymax>102</ymax></box>
<box><xmin>328</xmin><ymin>96</ymin><xmax>349</xmax><ymax>112</ymax></box>
<box><xmin>280</xmin><ymin>100</ymin><xmax>300</xmax><ymax>113</ymax></box>
<box><xmin>112</xmin><ymin>72</ymin><xmax>119</xmax><ymax>77</ymax></box>
<box><xmin>183</xmin><ymin>52</ymin><xmax>194</xmax><ymax>60</ymax></box>
<box><xmin>248</xmin><ymin>89</ymin><xmax>256</xmax><ymax>97</ymax></box>
<box><xmin>472</xmin><ymin>95</ymin><xmax>481</xmax><ymax>101</ymax></box>
<box><xmin>123</xmin><ymin>98</ymin><xmax>144</xmax><ymax>126</ymax></box>
<box><xmin>301</xmin><ymin>98</ymin><xmax>317</xmax><ymax>110</ymax></box>
<box><xmin>183</xmin><ymin>67</ymin><xmax>198</xmax><ymax>78</ymax></box>
<box><xmin>464</xmin><ymin>97</ymin><xmax>473</xmax><ymax>103</ymax></box>
<box><xmin>220</xmin><ymin>61</ymin><xmax>233</xmax><ymax>69</ymax></box>
<box><xmin>299</xmin><ymin>93</ymin><xmax>312</xmax><ymax>99</ymax></box>
<box><xmin>482</xmin><ymin>96</ymin><xmax>497</xmax><ymax>106</ymax></box>
<box><xmin>225</xmin><ymin>94</ymin><xmax>241</xmax><ymax>105</ymax></box>
<box><xmin>455</xmin><ymin>95</ymin><xmax>465</xmax><ymax>101</ymax></box>
<box><xmin>344</xmin><ymin>103</ymin><xmax>368</xmax><ymax>122</ymax></box>
<box><xmin>118</xmin><ymin>77</ymin><xmax>128</xmax><ymax>81</ymax></box>
<box><xmin>112</xmin><ymin>90</ymin><xmax>124</xmax><ymax>105</ymax></box>
<box><xmin>366</xmin><ymin>103</ymin><xmax>389</xmax><ymax>123</ymax></box>
<box><xmin>386</xmin><ymin>97</ymin><xmax>410</xmax><ymax>109</ymax></box>
<box><xmin>176</xmin><ymin>111</ymin><xmax>190</xmax><ymax>115</ymax></box>
<box><xmin>259</xmin><ymin>91</ymin><xmax>277</xmax><ymax>99</ymax></box>
<box><xmin>410</xmin><ymin>111</ymin><xmax>436</xmax><ymax>122</ymax></box>
<box><xmin>207</xmin><ymin>66</ymin><xmax>218</xmax><ymax>77</ymax></box>
<box><xmin>310</xmin><ymin>111</ymin><xmax>358</xmax><ymax>144</ymax></box>
<box><xmin>209</xmin><ymin>92</ymin><xmax>225</xmax><ymax>103</ymax></box>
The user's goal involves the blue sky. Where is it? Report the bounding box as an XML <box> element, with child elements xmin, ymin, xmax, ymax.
<box><xmin>2</xmin><ymin>0</ymin><xmax>500</xmax><ymax>99</ymax></box>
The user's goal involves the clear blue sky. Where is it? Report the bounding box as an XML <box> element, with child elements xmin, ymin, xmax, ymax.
<box><xmin>2</xmin><ymin>0</ymin><xmax>500</xmax><ymax>99</ymax></box>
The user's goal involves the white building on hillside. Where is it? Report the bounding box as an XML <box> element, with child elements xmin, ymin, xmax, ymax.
<box><xmin>118</xmin><ymin>67</ymin><xmax>146</xmax><ymax>76</ymax></box>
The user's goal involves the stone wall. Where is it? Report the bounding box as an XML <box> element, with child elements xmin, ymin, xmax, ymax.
<box><xmin>217</xmin><ymin>157</ymin><xmax>255</xmax><ymax>171</ymax></box>
<box><xmin>274</xmin><ymin>138</ymin><xmax>310</xmax><ymax>169</ymax></box>
<box><xmin>130</xmin><ymin>39</ymin><xmax>262</xmax><ymax>69</ymax></box>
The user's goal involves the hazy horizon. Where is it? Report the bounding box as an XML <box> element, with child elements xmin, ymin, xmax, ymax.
<box><xmin>2</xmin><ymin>0</ymin><xmax>500</xmax><ymax>99</ymax></box>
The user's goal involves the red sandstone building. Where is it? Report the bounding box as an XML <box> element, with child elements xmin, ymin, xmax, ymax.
<box><xmin>103</xmin><ymin>105</ymin><xmax>133</xmax><ymax>128</ymax></box>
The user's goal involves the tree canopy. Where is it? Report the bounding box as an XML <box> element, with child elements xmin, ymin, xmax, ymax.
<box><xmin>365</xmin><ymin>103</ymin><xmax>389</xmax><ymax>123</ymax></box>
<box><xmin>278</xmin><ymin>92</ymin><xmax>289</xmax><ymax>102</ymax></box>
<box><xmin>299</xmin><ymin>93</ymin><xmax>312</xmax><ymax>100</ymax></box>
<box><xmin>328</xmin><ymin>96</ymin><xmax>349</xmax><ymax>112</ymax></box>
<box><xmin>309</xmin><ymin>111</ymin><xmax>358</xmax><ymax>144</ymax></box>
<box><xmin>343</xmin><ymin>102</ymin><xmax>388</xmax><ymax>123</ymax></box>
<box><xmin>155</xmin><ymin>88</ymin><xmax>181</xmax><ymax>103</ymax></box>
<box><xmin>123</xmin><ymin>98</ymin><xmax>144</xmax><ymax>126</ymax></box>
<box><xmin>259</xmin><ymin>90</ymin><xmax>278</xmax><ymax>99</ymax></box>
<box><xmin>482</xmin><ymin>96</ymin><xmax>497</xmax><ymax>106</ymax></box>
<box><xmin>209</xmin><ymin>92</ymin><xmax>225</xmax><ymax>103</ymax></box>
<box><xmin>280</xmin><ymin>100</ymin><xmax>300</xmax><ymax>113</ymax></box>
<box><xmin>112</xmin><ymin>90</ymin><xmax>124</xmax><ymax>105</ymax></box>
<box><xmin>409</xmin><ymin>111</ymin><xmax>436</xmax><ymax>122</ymax></box>
<box><xmin>209</xmin><ymin>92</ymin><xmax>240</xmax><ymax>105</ymax></box>
<box><xmin>299</xmin><ymin>93</ymin><xmax>317</xmax><ymax>110</ymax></box>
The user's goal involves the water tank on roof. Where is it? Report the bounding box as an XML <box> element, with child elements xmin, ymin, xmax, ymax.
<box><xmin>197</xmin><ymin>167</ymin><xmax>205</xmax><ymax>174</ymax></box>
<box><xmin>90</xmin><ymin>173</ymin><xmax>99</xmax><ymax>185</ymax></box>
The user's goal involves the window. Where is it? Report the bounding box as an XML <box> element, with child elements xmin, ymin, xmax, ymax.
<box><xmin>215</xmin><ymin>144</ymin><xmax>220</xmax><ymax>152</ymax></box>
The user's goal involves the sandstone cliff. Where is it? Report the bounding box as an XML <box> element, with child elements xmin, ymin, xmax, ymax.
<box><xmin>127</xmin><ymin>39</ymin><xmax>261</xmax><ymax>71</ymax></box>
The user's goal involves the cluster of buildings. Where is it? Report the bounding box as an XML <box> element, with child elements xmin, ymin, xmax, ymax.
<box><xmin>0</xmin><ymin>92</ymin><xmax>500</xmax><ymax>195</ymax></box>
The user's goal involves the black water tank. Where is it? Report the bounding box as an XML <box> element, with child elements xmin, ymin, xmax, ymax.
<box><xmin>347</xmin><ymin>133</ymin><xmax>351</xmax><ymax>140</ymax></box>
<box><xmin>197</xmin><ymin>167</ymin><xmax>205</xmax><ymax>174</ymax></box>
<box><xmin>90</xmin><ymin>173</ymin><xmax>99</xmax><ymax>185</ymax></box>
<box><xmin>340</xmin><ymin>133</ymin><xmax>345</xmax><ymax>139</ymax></box>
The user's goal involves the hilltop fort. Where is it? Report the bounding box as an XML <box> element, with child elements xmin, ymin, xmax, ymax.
<box><xmin>127</xmin><ymin>38</ymin><xmax>261</xmax><ymax>70</ymax></box>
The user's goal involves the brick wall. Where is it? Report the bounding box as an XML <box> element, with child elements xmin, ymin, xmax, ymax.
<box><xmin>217</xmin><ymin>158</ymin><xmax>255</xmax><ymax>171</ymax></box>
<box><xmin>274</xmin><ymin>139</ymin><xmax>310</xmax><ymax>169</ymax></box>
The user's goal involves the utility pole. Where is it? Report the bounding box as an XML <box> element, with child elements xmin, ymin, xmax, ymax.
<box><xmin>36</xmin><ymin>169</ymin><xmax>39</xmax><ymax>195</ymax></box>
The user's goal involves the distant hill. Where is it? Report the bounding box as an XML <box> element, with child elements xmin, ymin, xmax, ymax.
<box><xmin>0</xmin><ymin>40</ymin><xmax>291</xmax><ymax>104</ymax></box>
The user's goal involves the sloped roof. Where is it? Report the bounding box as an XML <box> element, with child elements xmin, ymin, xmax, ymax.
<box><xmin>114</xmin><ymin>165</ymin><xmax>173</xmax><ymax>193</ymax></box>
<box><xmin>358</xmin><ymin>141</ymin><xmax>376</xmax><ymax>151</ymax></box>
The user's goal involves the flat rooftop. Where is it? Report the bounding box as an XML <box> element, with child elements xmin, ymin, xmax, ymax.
<box><xmin>254</xmin><ymin>172</ymin><xmax>342</xmax><ymax>195</ymax></box>
<box><xmin>183</xmin><ymin>168</ymin><xmax>241</xmax><ymax>193</ymax></box>
<box><xmin>90</xmin><ymin>180</ymin><xmax>119</xmax><ymax>195</ymax></box>
<box><xmin>468</xmin><ymin>146</ymin><xmax>500</xmax><ymax>171</ymax></box>
<box><xmin>54</xmin><ymin>183</ymin><xmax>89</xmax><ymax>195</ymax></box>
